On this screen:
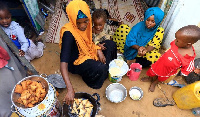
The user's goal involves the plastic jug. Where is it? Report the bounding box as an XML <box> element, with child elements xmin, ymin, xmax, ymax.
<box><xmin>127</xmin><ymin>63</ymin><xmax>142</xmax><ymax>81</ymax></box>
<box><xmin>173</xmin><ymin>81</ymin><xmax>200</xmax><ymax>109</ymax></box>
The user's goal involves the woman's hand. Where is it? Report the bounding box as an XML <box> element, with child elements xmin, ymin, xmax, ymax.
<box><xmin>19</xmin><ymin>49</ymin><xmax>25</xmax><ymax>56</ymax></box>
<box><xmin>64</xmin><ymin>87</ymin><xmax>75</xmax><ymax>106</ymax></box>
<box><xmin>60</xmin><ymin>62</ymin><xmax>75</xmax><ymax>106</ymax></box>
<box><xmin>97</xmin><ymin>49</ymin><xmax>106</xmax><ymax>64</ymax></box>
<box><xmin>138</xmin><ymin>46</ymin><xmax>147</xmax><ymax>56</ymax></box>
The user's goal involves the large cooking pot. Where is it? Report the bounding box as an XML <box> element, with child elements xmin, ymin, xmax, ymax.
<box><xmin>11</xmin><ymin>75</ymin><xmax>49</xmax><ymax>109</ymax></box>
<box><xmin>62</xmin><ymin>92</ymin><xmax>101</xmax><ymax>117</ymax></box>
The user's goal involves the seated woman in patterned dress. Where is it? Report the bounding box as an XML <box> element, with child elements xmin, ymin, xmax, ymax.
<box><xmin>123</xmin><ymin>7</ymin><xmax>165</xmax><ymax>67</ymax></box>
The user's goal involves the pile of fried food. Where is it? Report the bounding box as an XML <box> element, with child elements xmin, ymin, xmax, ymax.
<box><xmin>14</xmin><ymin>80</ymin><xmax>47</xmax><ymax>108</ymax></box>
<box><xmin>70</xmin><ymin>98</ymin><xmax>93</xmax><ymax>117</ymax></box>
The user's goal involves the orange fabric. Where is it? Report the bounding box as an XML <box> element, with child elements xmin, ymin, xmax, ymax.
<box><xmin>59</xmin><ymin>0</ymin><xmax>100</xmax><ymax>65</ymax></box>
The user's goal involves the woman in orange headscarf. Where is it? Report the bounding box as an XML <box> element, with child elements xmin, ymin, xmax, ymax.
<box><xmin>60</xmin><ymin>0</ymin><xmax>117</xmax><ymax>105</ymax></box>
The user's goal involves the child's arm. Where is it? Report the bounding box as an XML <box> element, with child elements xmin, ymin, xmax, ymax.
<box><xmin>19</xmin><ymin>49</ymin><xmax>25</xmax><ymax>56</ymax></box>
<box><xmin>16</xmin><ymin>25</ymin><xmax>29</xmax><ymax>53</ymax></box>
<box><xmin>194</xmin><ymin>68</ymin><xmax>200</xmax><ymax>74</ymax></box>
<box><xmin>97</xmin><ymin>43</ymin><xmax>106</xmax><ymax>50</ymax></box>
<box><xmin>181</xmin><ymin>60</ymin><xmax>195</xmax><ymax>76</ymax></box>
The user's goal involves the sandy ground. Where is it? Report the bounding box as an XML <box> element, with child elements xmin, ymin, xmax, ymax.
<box><xmin>30</xmin><ymin>43</ymin><xmax>195</xmax><ymax>117</ymax></box>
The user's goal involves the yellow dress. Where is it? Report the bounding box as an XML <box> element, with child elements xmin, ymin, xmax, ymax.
<box><xmin>113</xmin><ymin>25</ymin><xmax>164</xmax><ymax>64</ymax></box>
<box><xmin>142</xmin><ymin>27</ymin><xmax>164</xmax><ymax>63</ymax></box>
<box><xmin>112</xmin><ymin>24</ymin><xmax>131</xmax><ymax>53</ymax></box>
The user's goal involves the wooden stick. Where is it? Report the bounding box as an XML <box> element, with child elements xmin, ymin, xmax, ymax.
<box><xmin>0</xmin><ymin>27</ymin><xmax>38</xmax><ymax>75</ymax></box>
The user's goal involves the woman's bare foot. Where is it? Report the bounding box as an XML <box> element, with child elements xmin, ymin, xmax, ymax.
<box><xmin>141</xmin><ymin>77</ymin><xmax>153</xmax><ymax>82</ymax></box>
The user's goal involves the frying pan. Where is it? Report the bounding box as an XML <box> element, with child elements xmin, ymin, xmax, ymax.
<box><xmin>62</xmin><ymin>92</ymin><xmax>100</xmax><ymax>117</ymax></box>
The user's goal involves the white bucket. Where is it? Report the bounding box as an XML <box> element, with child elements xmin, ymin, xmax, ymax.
<box><xmin>108</xmin><ymin>59</ymin><xmax>129</xmax><ymax>83</ymax></box>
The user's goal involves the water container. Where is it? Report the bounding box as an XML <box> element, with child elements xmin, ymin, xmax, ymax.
<box><xmin>192</xmin><ymin>107</ymin><xmax>200</xmax><ymax>116</ymax></box>
<box><xmin>127</xmin><ymin>63</ymin><xmax>142</xmax><ymax>81</ymax></box>
<box><xmin>173</xmin><ymin>81</ymin><xmax>200</xmax><ymax>109</ymax></box>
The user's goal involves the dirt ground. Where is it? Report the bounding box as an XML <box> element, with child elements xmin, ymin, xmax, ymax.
<box><xmin>30</xmin><ymin>43</ymin><xmax>195</xmax><ymax>117</ymax></box>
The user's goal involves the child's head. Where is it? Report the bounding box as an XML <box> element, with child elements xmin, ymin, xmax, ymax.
<box><xmin>175</xmin><ymin>25</ymin><xmax>200</xmax><ymax>48</ymax></box>
<box><xmin>0</xmin><ymin>2</ymin><xmax>11</xmax><ymax>28</ymax></box>
<box><xmin>92</xmin><ymin>9</ymin><xmax>107</xmax><ymax>32</ymax></box>
<box><xmin>103</xmin><ymin>9</ymin><xmax>111</xmax><ymax>19</ymax></box>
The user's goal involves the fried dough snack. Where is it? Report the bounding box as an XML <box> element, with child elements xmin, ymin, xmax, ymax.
<box><xmin>14</xmin><ymin>80</ymin><xmax>47</xmax><ymax>108</ymax></box>
<box><xmin>70</xmin><ymin>98</ymin><xmax>93</xmax><ymax>117</ymax></box>
<box><xmin>14</xmin><ymin>84</ymin><xmax>23</xmax><ymax>94</ymax></box>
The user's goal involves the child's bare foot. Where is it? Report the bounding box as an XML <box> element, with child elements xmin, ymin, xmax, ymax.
<box><xmin>141</xmin><ymin>77</ymin><xmax>153</xmax><ymax>82</ymax></box>
<box><xmin>149</xmin><ymin>79</ymin><xmax>159</xmax><ymax>92</ymax></box>
<box><xmin>149</xmin><ymin>83</ymin><xmax>156</xmax><ymax>92</ymax></box>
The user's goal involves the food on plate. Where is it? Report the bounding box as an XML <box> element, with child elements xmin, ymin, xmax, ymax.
<box><xmin>21</xmin><ymin>80</ymin><xmax>28</xmax><ymax>90</ymax></box>
<box><xmin>14</xmin><ymin>84</ymin><xmax>23</xmax><ymax>94</ymax></box>
<box><xmin>130</xmin><ymin>89</ymin><xmax>142</xmax><ymax>100</ymax></box>
<box><xmin>14</xmin><ymin>80</ymin><xmax>47</xmax><ymax>108</ymax></box>
<box><xmin>109</xmin><ymin>67</ymin><xmax>121</xmax><ymax>76</ymax></box>
<box><xmin>85</xmin><ymin>101</ymin><xmax>93</xmax><ymax>108</ymax></box>
<box><xmin>114</xmin><ymin>59</ymin><xmax>124</xmax><ymax>68</ymax></box>
<box><xmin>70</xmin><ymin>98</ymin><xmax>93</xmax><ymax>117</ymax></box>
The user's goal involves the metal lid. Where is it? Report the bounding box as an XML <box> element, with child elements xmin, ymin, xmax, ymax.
<box><xmin>46</xmin><ymin>74</ymin><xmax>66</xmax><ymax>88</ymax></box>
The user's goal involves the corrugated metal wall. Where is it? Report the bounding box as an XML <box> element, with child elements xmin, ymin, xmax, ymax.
<box><xmin>162</xmin><ymin>0</ymin><xmax>200</xmax><ymax>58</ymax></box>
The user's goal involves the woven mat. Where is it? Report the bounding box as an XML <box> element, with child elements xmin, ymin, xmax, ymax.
<box><xmin>46</xmin><ymin>0</ymin><xmax>144</xmax><ymax>43</ymax></box>
<box><xmin>93</xmin><ymin>0</ymin><xmax>144</xmax><ymax>31</ymax></box>
<box><xmin>45</xmin><ymin>0</ymin><xmax>69</xmax><ymax>43</ymax></box>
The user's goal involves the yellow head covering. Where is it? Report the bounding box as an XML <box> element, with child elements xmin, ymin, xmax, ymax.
<box><xmin>60</xmin><ymin>0</ymin><xmax>100</xmax><ymax>65</ymax></box>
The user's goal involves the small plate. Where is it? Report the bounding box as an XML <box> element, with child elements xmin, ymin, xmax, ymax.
<box><xmin>129</xmin><ymin>87</ymin><xmax>143</xmax><ymax>100</ymax></box>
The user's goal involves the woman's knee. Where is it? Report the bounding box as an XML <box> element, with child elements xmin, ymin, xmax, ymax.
<box><xmin>92</xmin><ymin>64</ymin><xmax>108</xmax><ymax>88</ymax></box>
<box><xmin>98</xmin><ymin>64</ymin><xmax>109</xmax><ymax>74</ymax></box>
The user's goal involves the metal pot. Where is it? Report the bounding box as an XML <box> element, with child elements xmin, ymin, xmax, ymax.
<box><xmin>105</xmin><ymin>83</ymin><xmax>127</xmax><ymax>103</ymax></box>
<box><xmin>11</xmin><ymin>75</ymin><xmax>49</xmax><ymax>109</ymax></box>
<box><xmin>11</xmin><ymin>82</ymin><xmax>59</xmax><ymax>117</ymax></box>
<box><xmin>62</xmin><ymin>92</ymin><xmax>101</xmax><ymax>117</ymax></box>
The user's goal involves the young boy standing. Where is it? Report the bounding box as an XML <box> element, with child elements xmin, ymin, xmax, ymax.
<box><xmin>141</xmin><ymin>25</ymin><xmax>200</xmax><ymax>92</ymax></box>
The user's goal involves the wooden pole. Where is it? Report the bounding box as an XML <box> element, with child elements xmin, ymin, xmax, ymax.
<box><xmin>0</xmin><ymin>27</ymin><xmax>38</xmax><ymax>75</ymax></box>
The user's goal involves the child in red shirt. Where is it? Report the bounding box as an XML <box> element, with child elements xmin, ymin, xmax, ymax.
<box><xmin>141</xmin><ymin>25</ymin><xmax>200</xmax><ymax>92</ymax></box>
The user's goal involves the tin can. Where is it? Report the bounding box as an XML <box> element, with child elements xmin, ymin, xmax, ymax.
<box><xmin>108</xmin><ymin>73</ymin><xmax>122</xmax><ymax>83</ymax></box>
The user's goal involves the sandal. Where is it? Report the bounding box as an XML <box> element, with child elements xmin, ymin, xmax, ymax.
<box><xmin>153</xmin><ymin>98</ymin><xmax>175</xmax><ymax>107</ymax></box>
<box><xmin>167</xmin><ymin>80</ymin><xmax>185</xmax><ymax>88</ymax></box>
